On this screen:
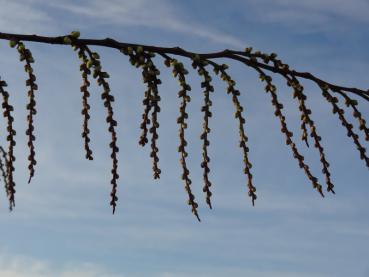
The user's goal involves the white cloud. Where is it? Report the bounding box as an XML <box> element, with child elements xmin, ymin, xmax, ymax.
<box><xmin>45</xmin><ymin>0</ymin><xmax>245</xmax><ymax>48</ymax></box>
<box><xmin>243</xmin><ymin>0</ymin><xmax>369</xmax><ymax>32</ymax></box>
<box><xmin>0</xmin><ymin>253</ymin><xmax>120</xmax><ymax>277</ymax></box>
<box><xmin>0</xmin><ymin>0</ymin><xmax>54</xmax><ymax>33</ymax></box>
<box><xmin>0</xmin><ymin>251</ymin><xmax>330</xmax><ymax>277</ymax></box>
<box><xmin>268</xmin><ymin>0</ymin><xmax>369</xmax><ymax>21</ymax></box>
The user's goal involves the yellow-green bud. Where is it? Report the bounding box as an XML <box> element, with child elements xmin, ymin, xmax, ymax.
<box><xmin>9</xmin><ymin>40</ymin><xmax>17</xmax><ymax>48</ymax></box>
<box><xmin>92</xmin><ymin>52</ymin><xmax>100</xmax><ymax>59</ymax></box>
<box><xmin>63</xmin><ymin>36</ymin><xmax>72</xmax><ymax>44</ymax></box>
<box><xmin>70</xmin><ymin>31</ymin><xmax>80</xmax><ymax>39</ymax></box>
<box><xmin>193</xmin><ymin>54</ymin><xmax>200</xmax><ymax>61</ymax></box>
<box><xmin>136</xmin><ymin>46</ymin><xmax>143</xmax><ymax>54</ymax></box>
<box><xmin>86</xmin><ymin>60</ymin><xmax>93</xmax><ymax>68</ymax></box>
<box><xmin>245</xmin><ymin>47</ymin><xmax>253</xmax><ymax>54</ymax></box>
<box><xmin>17</xmin><ymin>43</ymin><xmax>25</xmax><ymax>51</ymax></box>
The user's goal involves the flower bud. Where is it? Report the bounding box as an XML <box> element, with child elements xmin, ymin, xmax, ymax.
<box><xmin>70</xmin><ymin>31</ymin><xmax>80</xmax><ymax>39</ymax></box>
<box><xmin>9</xmin><ymin>40</ymin><xmax>17</xmax><ymax>48</ymax></box>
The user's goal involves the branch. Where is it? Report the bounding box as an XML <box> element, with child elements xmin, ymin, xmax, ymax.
<box><xmin>0</xmin><ymin>31</ymin><xmax>367</xmax><ymax>220</ymax></box>
<box><xmin>1</xmin><ymin>32</ymin><xmax>368</xmax><ymax>102</ymax></box>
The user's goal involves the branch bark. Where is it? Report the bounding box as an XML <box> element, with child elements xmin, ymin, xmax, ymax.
<box><xmin>0</xmin><ymin>32</ymin><xmax>368</xmax><ymax>101</ymax></box>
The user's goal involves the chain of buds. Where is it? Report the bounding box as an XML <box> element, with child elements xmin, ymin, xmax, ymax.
<box><xmin>121</xmin><ymin>46</ymin><xmax>162</xmax><ymax>179</ymax></box>
<box><xmin>83</xmin><ymin>46</ymin><xmax>119</xmax><ymax>213</ymax></box>
<box><xmin>10</xmin><ymin>40</ymin><xmax>37</xmax><ymax>183</ymax></box>
<box><xmin>262</xmin><ymin>52</ymin><xmax>335</xmax><ymax>193</ymax></box>
<box><xmin>163</xmin><ymin>56</ymin><xmax>201</xmax><ymax>220</ymax></box>
<box><xmin>192</xmin><ymin>55</ymin><xmax>214</xmax><ymax>209</ymax></box>
<box><xmin>0</xmin><ymin>78</ymin><xmax>16</xmax><ymax>209</ymax></box>
<box><xmin>0</xmin><ymin>32</ymin><xmax>368</xmax><ymax>217</ymax></box>
<box><xmin>144</xmin><ymin>52</ymin><xmax>162</xmax><ymax>179</ymax></box>
<box><xmin>78</xmin><ymin>48</ymin><xmax>94</xmax><ymax>160</ymax></box>
<box><xmin>338</xmin><ymin>92</ymin><xmax>369</xmax><ymax>142</ymax></box>
<box><xmin>240</xmin><ymin>49</ymin><xmax>313</xmax><ymax>147</ymax></box>
<box><xmin>321</xmin><ymin>86</ymin><xmax>369</xmax><ymax>168</ymax></box>
<box><xmin>235</xmin><ymin>49</ymin><xmax>335</xmax><ymax>193</ymax></box>
<box><xmin>120</xmin><ymin>46</ymin><xmax>152</xmax><ymax>147</ymax></box>
<box><xmin>285</xmin><ymin>77</ymin><xmax>335</xmax><ymax>193</ymax></box>
<box><xmin>272</xmin><ymin>58</ymin><xmax>310</xmax><ymax>147</ymax></box>
<box><xmin>65</xmin><ymin>32</ymin><xmax>94</xmax><ymax>160</ymax></box>
<box><xmin>258</xmin><ymin>71</ymin><xmax>324</xmax><ymax>196</ymax></box>
<box><xmin>75</xmin><ymin>48</ymin><xmax>94</xmax><ymax>160</ymax></box>
<box><xmin>126</xmin><ymin>47</ymin><xmax>152</xmax><ymax>147</ymax></box>
<box><xmin>0</xmin><ymin>146</ymin><xmax>9</xmax><ymax>201</ymax></box>
<box><xmin>211</xmin><ymin>62</ymin><xmax>257</xmax><ymax>205</ymax></box>
<box><xmin>0</xmin><ymin>155</ymin><xmax>6</xmax><ymax>199</ymax></box>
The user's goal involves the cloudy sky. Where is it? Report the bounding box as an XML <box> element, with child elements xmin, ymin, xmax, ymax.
<box><xmin>0</xmin><ymin>0</ymin><xmax>368</xmax><ymax>276</ymax></box>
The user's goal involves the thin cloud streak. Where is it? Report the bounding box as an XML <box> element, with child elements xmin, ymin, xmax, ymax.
<box><xmin>241</xmin><ymin>0</ymin><xmax>369</xmax><ymax>32</ymax></box>
<box><xmin>0</xmin><ymin>252</ymin><xmax>120</xmax><ymax>277</ymax></box>
<box><xmin>0</xmin><ymin>0</ymin><xmax>54</xmax><ymax>34</ymax></box>
<box><xmin>45</xmin><ymin>0</ymin><xmax>246</xmax><ymax>48</ymax></box>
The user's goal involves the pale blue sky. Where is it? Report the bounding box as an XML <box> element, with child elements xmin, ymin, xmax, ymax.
<box><xmin>0</xmin><ymin>0</ymin><xmax>368</xmax><ymax>276</ymax></box>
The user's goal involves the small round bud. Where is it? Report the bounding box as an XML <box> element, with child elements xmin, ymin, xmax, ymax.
<box><xmin>63</xmin><ymin>36</ymin><xmax>72</xmax><ymax>44</ymax></box>
<box><xmin>70</xmin><ymin>31</ymin><xmax>80</xmax><ymax>39</ymax></box>
<box><xmin>91</xmin><ymin>52</ymin><xmax>100</xmax><ymax>59</ymax></box>
<box><xmin>9</xmin><ymin>40</ymin><xmax>17</xmax><ymax>48</ymax></box>
<box><xmin>136</xmin><ymin>46</ymin><xmax>143</xmax><ymax>54</ymax></box>
<box><xmin>86</xmin><ymin>60</ymin><xmax>93</xmax><ymax>68</ymax></box>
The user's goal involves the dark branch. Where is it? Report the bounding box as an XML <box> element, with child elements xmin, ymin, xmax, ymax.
<box><xmin>0</xmin><ymin>32</ymin><xmax>368</xmax><ymax>102</ymax></box>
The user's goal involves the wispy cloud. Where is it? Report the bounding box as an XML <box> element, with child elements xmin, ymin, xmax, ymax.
<box><xmin>45</xmin><ymin>0</ymin><xmax>245</xmax><ymax>48</ymax></box>
<box><xmin>0</xmin><ymin>0</ymin><xmax>54</xmax><ymax>33</ymax></box>
<box><xmin>0</xmin><ymin>252</ymin><xmax>120</xmax><ymax>277</ymax></box>
<box><xmin>241</xmin><ymin>0</ymin><xmax>369</xmax><ymax>32</ymax></box>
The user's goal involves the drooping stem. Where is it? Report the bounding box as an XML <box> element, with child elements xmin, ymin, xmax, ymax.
<box><xmin>210</xmin><ymin>62</ymin><xmax>257</xmax><ymax>205</ymax></box>
<box><xmin>121</xmin><ymin>47</ymin><xmax>162</xmax><ymax>179</ymax></box>
<box><xmin>258</xmin><ymin>70</ymin><xmax>324</xmax><ymax>197</ymax></box>
<box><xmin>163</xmin><ymin>56</ymin><xmax>201</xmax><ymax>221</ymax></box>
<box><xmin>74</xmin><ymin>45</ymin><xmax>94</xmax><ymax>160</ymax></box>
<box><xmin>11</xmin><ymin>41</ymin><xmax>38</xmax><ymax>183</ymax></box>
<box><xmin>0</xmin><ymin>146</ymin><xmax>9</xmax><ymax>201</ymax></box>
<box><xmin>84</xmin><ymin>45</ymin><xmax>120</xmax><ymax>214</ymax></box>
<box><xmin>321</xmin><ymin>87</ymin><xmax>369</xmax><ymax>168</ymax></box>
<box><xmin>192</xmin><ymin>56</ymin><xmax>214</xmax><ymax>209</ymax></box>
<box><xmin>0</xmin><ymin>78</ymin><xmax>16</xmax><ymax>209</ymax></box>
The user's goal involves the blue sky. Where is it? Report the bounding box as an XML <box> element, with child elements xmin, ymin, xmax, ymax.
<box><xmin>0</xmin><ymin>0</ymin><xmax>368</xmax><ymax>276</ymax></box>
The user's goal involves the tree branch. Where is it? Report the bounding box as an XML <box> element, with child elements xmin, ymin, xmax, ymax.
<box><xmin>1</xmin><ymin>32</ymin><xmax>368</xmax><ymax>101</ymax></box>
<box><xmin>0</xmin><ymin>31</ymin><xmax>367</xmax><ymax>219</ymax></box>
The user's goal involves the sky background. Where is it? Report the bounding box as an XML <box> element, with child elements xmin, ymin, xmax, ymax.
<box><xmin>0</xmin><ymin>0</ymin><xmax>369</xmax><ymax>276</ymax></box>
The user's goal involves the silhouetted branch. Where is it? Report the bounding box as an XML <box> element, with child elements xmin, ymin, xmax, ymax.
<box><xmin>0</xmin><ymin>31</ymin><xmax>367</xmax><ymax>219</ymax></box>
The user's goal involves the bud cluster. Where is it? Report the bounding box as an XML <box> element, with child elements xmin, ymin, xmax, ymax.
<box><xmin>287</xmin><ymin>78</ymin><xmax>335</xmax><ymax>193</ymax></box>
<box><xmin>260</xmin><ymin>72</ymin><xmax>324</xmax><ymax>196</ymax></box>
<box><xmin>121</xmin><ymin>47</ymin><xmax>162</xmax><ymax>179</ymax></box>
<box><xmin>342</xmin><ymin>94</ymin><xmax>369</xmax><ymax>142</ymax></box>
<box><xmin>164</xmin><ymin>58</ymin><xmax>200</xmax><ymax>220</ymax></box>
<box><xmin>213</xmin><ymin>64</ymin><xmax>257</xmax><ymax>205</ymax></box>
<box><xmin>243</xmin><ymin>47</ymin><xmax>335</xmax><ymax>194</ymax></box>
<box><xmin>192</xmin><ymin>57</ymin><xmax>215</xmax><ymax>209</ymax></box>
<box><xmin>321</xmin><ymin>87</ymin><xmax>369</xmax><ymax>168</ymax></box>
<box><xmin>11</xmin><ymin>40</ymin><xmax>37</xmax><ymax>183</ymax></box>
<box><xmin>0</xmin><ymin>147</ymin><xmax>8</xmax><ymax>200</ymax></box>
<box><xmin>0</xmin><ymin>78</ymin><xmax>16</xmax><ymax>209</ymax></box>
<box><xmin>87</xmin><ymin>47</ymin><xmax>120</xmax><ymax>213</ymax></box>
<box><xmin>75</xmin><ymin>45</ymin><xmax>94</xmax><ymax>160</ymax></box>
